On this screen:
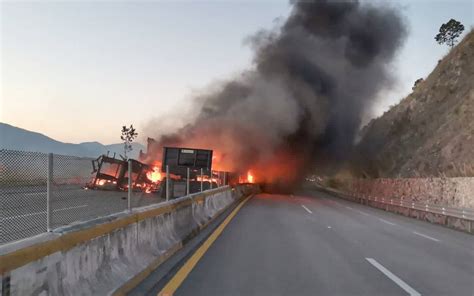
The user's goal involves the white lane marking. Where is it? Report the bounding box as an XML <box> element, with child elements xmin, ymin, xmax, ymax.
<box><xmin>1</xmin><ymin>211</ymin><xmax>44</xmax><ymax>220</ymax></box>
<box><xmin>23</xmin><ymin>192</ymin><xmax>46</xmax><ymax>196</ymax></box>
<box><xmin>366</xmin><ymin>258</ymin><xmax>421</xmax><ymax>296</ymax></box>
<box><xmin>345</xmin><ymin>206</ymin><xmax>371</xmax><ymax>216</ymax></box>
<box><xmin>413</xmin><ymin>231</ymin><xmax>440</xmax><ymax>242</ymax></box>
<box><xmin>356</xmin><ymin>209</ymin><xmax>370</xmax><ymax>216</ymax></box>
<box><xmin>53</xmin><ymin>204</ymin><xmax>88</xmax><ymax>212</ymax></box>
<box><xmin>1</xmin><ymin>204</ymin><xmax>88</xmax><ymax>221</ymax></box>
<box><xmin>379</xmin><ymin>218</ymin><xmax>397</xmax><ymax>226</ymax></box>
<box><xmin>301</xmin><ymin>205</ymin><xmax>313</xmax><ymax>214</ymax></box>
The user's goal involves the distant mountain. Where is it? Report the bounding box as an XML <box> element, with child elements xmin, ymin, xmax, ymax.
<box><xmin>0</xmin><ymin>123</ymin><xmax>145</xmax><ymax>159</ymax></box>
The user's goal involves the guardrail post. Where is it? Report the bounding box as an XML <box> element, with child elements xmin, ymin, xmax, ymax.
<box><xmin>186</xmin><ymin>168</ymin><xmax>190</xmax><ymax>195</ymax></box>
<box><xmin>166</xmin><ymin>165</ymin><xmax>170</xmax><ymax>201</ymax></box>
<box><xmin>200</xmin><ymin>168</ymin><xmax>203</xmax><ymax>192</ymax></box>
<box><xmin>128</xmin><ymin>159</ymin><xmax>132</xmax><ymax>212</ymax></box>
<box><xmin>47</xmin><ymin>153</ymin><xmax>53</xmax><ymax>232</ymax></box>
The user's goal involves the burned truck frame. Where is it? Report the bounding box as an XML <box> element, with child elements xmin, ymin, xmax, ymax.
<box><xmin>87</xmin><ymin>154</ymin><xmax>157</xmax><ymax>191</ymax></box>
<box><xmin>86</xmin><ymin>145</ymin><xmax>236</xmax><ymax>197</ymax></box>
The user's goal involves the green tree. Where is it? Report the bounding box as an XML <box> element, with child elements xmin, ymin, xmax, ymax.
<box><xmin>120</xmin><ymin>125</ymin><xmax>138</xmax><ymax>159</ymax></box>
<box><xmin>412</xmin><ymin>78</ymin><xmax>423</xmax><ymax>91</ymax></box>
<box><xmin>435</xmin><ymin>19</ymin><xmax>465</xmax><ymax>48</ymax></box>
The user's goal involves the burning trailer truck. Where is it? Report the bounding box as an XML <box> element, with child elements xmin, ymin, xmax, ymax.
<box><xmin>86</xmin><ymin>153</ymin><xmax>159</xmax><ymax>193</ymax></box>
<box><xmin>86</xmin><ymin>146</ymin><xmax>238</xmax><ymax>199</ymax></box>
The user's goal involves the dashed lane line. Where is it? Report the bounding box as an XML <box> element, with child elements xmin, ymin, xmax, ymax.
<box><xmin>413</xmin><ymin>231</ymin><xmax>440</xmax><ymax>242</ymax></box>
<box><xmin>366</xmin><ymin>258</ymin><xmax>421</xmax><ymax>296</ymax></box>
<box><xmin>301</xmin><ymin>205</ymin><xmax>313</xmax><ymax>214</ymax></box>
<box><xmin>379</xmin><ymin>218</ymin><xmax>397</xmax><ymax>226</ymax></box>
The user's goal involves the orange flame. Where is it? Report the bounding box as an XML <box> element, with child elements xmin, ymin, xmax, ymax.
<box><xmin>147</xmin><ymin>166</ymin><xmax>162</xmax><ymax>183</ymax></box>
<box><xmin>247</xmin><ymin>171</ymin><xmax>254</xmax><ymax>183</ymax></box>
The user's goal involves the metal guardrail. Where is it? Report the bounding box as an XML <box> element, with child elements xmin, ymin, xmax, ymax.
<box><xmin>348</xmin><ymin>191</ymin><xmax>474</xmax><ymax>220</ymax></box>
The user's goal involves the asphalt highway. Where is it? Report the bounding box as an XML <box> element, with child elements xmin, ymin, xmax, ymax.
<box><xmin>154</xmin><ymin>190</ymin><xmax>474</xmax><ymax>296</ymax></box>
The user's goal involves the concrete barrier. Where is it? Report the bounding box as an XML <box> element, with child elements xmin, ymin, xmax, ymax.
<box><xmin>0</xmin><ymin>184</ymin><xmax>260</xmax><ymax>296</ymax></box>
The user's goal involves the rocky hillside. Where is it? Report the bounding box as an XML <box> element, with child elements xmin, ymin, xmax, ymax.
<box><xmin>356</xmin><ymin>30</ymin><xmax>474</xmax><ymax>178</ymax></box>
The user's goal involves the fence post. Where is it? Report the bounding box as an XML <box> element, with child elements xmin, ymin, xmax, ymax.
<box><xmin>166</xmin><ymin>165</ymin><xmax>170</xmax><ymax>201</ymax></box>
<box><xmin>210</xmin><ymin>170</ymin><xmax>213</xmax><ymax>189</ymax></box>
<box><xmin>186</xmin><ymin>167</ymin><xmax>190</xmax><ymax>195</ymax></box>
<box><xmin>128</xmin><ymin>159</ymin><xmax>132</xmax><ymax>212</ymax></box>
<box><xmin>47</xmin><ymin>153</ymin><xmax>53</xmax><ymax>232</ymax></box>
<box><xmin>223</xmin><ymin>172</ymin><xmax>226</xmax><ymax>186</ymax></box>
<box><xmin>200</xmin><ymin>168</ymin><xmax>203</xmax><ymax>192</ymax></box>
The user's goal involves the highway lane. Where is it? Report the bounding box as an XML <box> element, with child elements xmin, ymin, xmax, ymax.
<box><xmin>156</xmin><ymin>190</ymin><xmax>474</xmax><ymax>296</ymax></box>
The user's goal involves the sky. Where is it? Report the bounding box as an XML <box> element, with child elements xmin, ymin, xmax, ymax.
<box><xmin>1</xmin><ymin>0</ymin><xmax>473</xmax><ymax>145</ymax></box>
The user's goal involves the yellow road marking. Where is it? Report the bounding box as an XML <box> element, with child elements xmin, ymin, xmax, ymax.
<box><xmin>158</xmin><ymin>195</ymin><xmax>253</xmax><ymax>296</ymax></box>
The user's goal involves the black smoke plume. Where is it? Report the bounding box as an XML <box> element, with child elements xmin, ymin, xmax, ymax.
<box><xmin>146</xmin><ymin>0</ymin><xmax>407</xmax><ymax>185</ymax></box>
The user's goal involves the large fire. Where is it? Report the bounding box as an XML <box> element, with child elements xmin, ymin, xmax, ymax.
<box><xmin>247</xmin><ymin>171</ymin><xmax>254</xmax><ymax>183</ymax></box>
<box><xmin>140</xmin><ymin>137</ymin><xmax>305</xmax><ymax>188</ymax></box>
<box><xmin>146</xmin><ymin>166</ymin><xmax>162</xmax><ymax>183</ymax></box>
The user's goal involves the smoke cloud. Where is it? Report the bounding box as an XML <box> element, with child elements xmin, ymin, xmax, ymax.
<box><xmin>145</xmin><ymin>0</ymin><xmax>407</xmax><ymax>185</ymax></box>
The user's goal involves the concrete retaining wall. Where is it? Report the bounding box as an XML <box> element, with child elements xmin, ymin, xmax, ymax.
<box><xmin>0</xmin><ymin>184</ymin><xmax>260</xmax><ymax>296</ymax></box>
<box><xmin>338</xmin><ymin>177</ymin><xmax>474</xmax><ymax>209</ymax></box>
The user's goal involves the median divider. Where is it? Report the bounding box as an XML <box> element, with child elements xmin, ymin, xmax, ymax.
<box><xmin>0</xmin><ymin>184</ymin><xmax>260</xmax><ymax>296</ymax></box>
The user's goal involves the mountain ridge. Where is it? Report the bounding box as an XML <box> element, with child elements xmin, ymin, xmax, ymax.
<box><xmin>0</xmin><ymin>122</ymin><xmax>145</xmax><ymax>159</ymax></box>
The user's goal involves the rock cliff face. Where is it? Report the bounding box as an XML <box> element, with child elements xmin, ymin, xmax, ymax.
<box><xmin>356</xmin><ymin>30</ymin><xmax>474</xmax><ymax>178</ymax></box>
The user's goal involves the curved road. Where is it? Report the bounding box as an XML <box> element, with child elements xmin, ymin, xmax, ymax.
<box><xmin>144</xmin><ymin>190</ymin><xmax>474</xmax><ymax>295</ymax></box>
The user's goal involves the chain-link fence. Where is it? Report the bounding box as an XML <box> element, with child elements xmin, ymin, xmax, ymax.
<box><xmin>50</xmin><ymin>154</ymin><xmax>127</xmax><ymax>229</ymax></box>
<box><xmin>1</xmin><ymin>149</ymin><xmax>234</xmax><ymax>245</ymax></box>
<box><xmin>0</xmin><ymin>150</ymin><xmax>165</xmax><ymax>244</ymax></box>
<box><xmin>1</xmin><ymin>150</ymin><xmax>48</xmax><ymax>244</ymax></box>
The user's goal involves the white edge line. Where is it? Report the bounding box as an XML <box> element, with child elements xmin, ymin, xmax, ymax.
<box><xmin>366</xmin><ymin>258</ymin><xmax>421</xmax><ymax>296</ymax></box>
<box><xmin>301</xmin><ymin>205</ymin><xmax>313</xmax><ymax>214</ymax></box>
<box><xmin>413</xmin><ymin>231</ymin><xmax>440</xmax><ymax>242</ymax></box>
